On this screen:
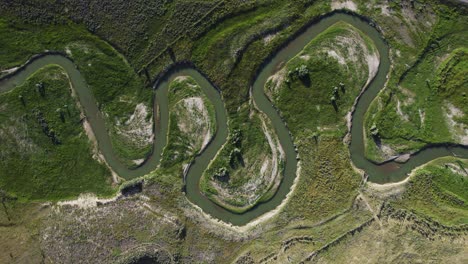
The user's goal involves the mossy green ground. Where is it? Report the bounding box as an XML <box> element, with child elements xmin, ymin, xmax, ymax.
<box><xmin>284</xmin><ymin>137</ymin><xmax>362</xmax><ymax>221</ymax></box>
<box><xmin>0</xmin><ymin>66</ymin><xmax>114</xmax><ymax>200</ymax></box>
<box><xmin>266</xmin><ymin>21</ymin><xmax>377</xmax><ymax>138</ymax></box>
<box><xmin>0</xmin><ymin>18</ymin><xmax>152</xmax><ymax>167</ymax></box>
<box><xmin>363</xmin><ymin>5</ymin><xmax>468</xmax><ymax>162</ymax></box>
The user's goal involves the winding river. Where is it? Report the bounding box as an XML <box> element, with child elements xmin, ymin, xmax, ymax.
<box><xmin>1</xmin><ymin>12</ymin><xmax>467</xmax><ymax>226</ymax></box>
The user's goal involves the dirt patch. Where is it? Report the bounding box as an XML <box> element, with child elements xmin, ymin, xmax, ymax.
<box><xmin>380</xmin><ymin>144</ymin><xmax>398</xmax><ymax>159</ymax></box>
<box><xmin>0</xmin><ymin>67</ymin><xmax>19</xmax><ymax>74</ymax></box>
<box><xmin>174</xmin><ymin>75</ymin><xmax>189</xmax><ymax>82</ymax></box>
<box><xmin>263</xmin><ymin>33</ymin><xmax>278</xmax><ymax>45</ymax></box>
<box><xmin>115</xmin><ymin>103</ymin><xmax>153</xmax><ymax>148</ymax></box>
<box><xmin>365</xmin><ymin>53</ymin><xmax>379</xmax><ymax>85</ymax></box>
<box><xmin>178</xmin><ymin>96</ymin><xmax>212</xmax><ymax>151</ymax></box>
<box><xmin>396</xmin><ymin>99</ymin><xmax>409</xmax><ymax>121</ymax></box>
<box><xmin>65</xmin><ymin>46</ymin><xmax>72</xmax><ymax>56</ymax></box>
<box><xmin>57</xmin><ymin>193</ymin><xmax>120</xmax><ymax>209</ymax></box>
<box><xmin>265</xmin><ymin>68</ymin><xmax>286</xmax><ymax>98</ymax></box>
<box><xmin>331</xmin><ymin>0</ymin><xmax>358</xmax><ymax>11</ymax></box>
<box><xmin>300</xmin><ymin>54</ymin><xmax>311</xmax><ymax>61</ymax></box>
<box><xmin>326</xmin><ymin>50</ymin><xmax>346</xmax><ymax>65</ymax></box>
<box><xmin>67</xmin><ymin>42</ymin><xmax>92</xmax><ymax>55</ymax></box>
<box><xmin>82</xmin><ymin>116</ymin><xmax>120</xmax><ymax>183</ymax></box>
<box><xmin>419</xmin><ymin>109</ymin><xmax>425</xmax><ymax>126</ymax></box>
<box><xmin>445</xmin><ymin>162</ymin><xmax>468</xmax><ymax>176</ymax></box>
<box><xmin>132</xmin><ymin>158</ymin><xmax>145</xmax><ymax>166</ymax></box>
<box><xmin>444</xmin><ymin>102</ymin><xmax>468</xmax><ymax>145</ymax></box>
<box><xmin>395</xmin><ymin>153</ymin><xmax>411</xmax><ymax>163</ymax></box>
<box><xmin>324</xmin><ymin>30</ymin><xmax>380</xmax><ymax>88</ymax></box>
<box><xmin>42</xmin><ymin>192</ymin><xmax>183</xmax><ymax>263</ymax></box>
<box><xmin>258</xmin><ymin>112</ymin><xmax>285</xmax><ymax>187</ymax></box>
<box><xmin>379</xmin><ymin>3</ymin><xmax>392</xmax><ymax>16</ymax></box>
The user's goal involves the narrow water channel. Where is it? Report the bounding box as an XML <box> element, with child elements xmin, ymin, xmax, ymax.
<box><xmin>1</xmin><ymin>12</ymin><xmax>466</xmax><ymax>226</ymax></box>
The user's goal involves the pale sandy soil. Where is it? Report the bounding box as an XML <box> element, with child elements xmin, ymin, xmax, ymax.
<box><xmin>259</xmin><ymin>112</ymin><xmax>284</xmax><ymax>188</ymax></box>
<box><xmin>179</xmin><ymin>96</ymin><xmax>212</xmax><ymax>151</ymax></box>
<box><xmin>57</xmin><ymin>193</ymin><xmax>120</xmax><ymax>209</ymax></box>
<box><xmin>263</xmin><ymin>33</ymin><xmax>277</xmax><ymax>45</ymax></box>
<box><xmin>300</xmin><ymin>54</ymin><xmax>311</xmax><ymax>61</ymax></box>
<box><xmin>174</xmin><ymin>75</ymin><xmax>189</xmax><ymax>82</ymax></box>
<box><xmin>132</xmin><ymin>158</ymin><xmax>145</xmax><ymax>166</ymax></box>
<box><xmin>396</xmin><ymin>100</ymin><xmax>409</xmax><ymax>121</ymax></box>
<box><xmin>331</xmin><ymin>0</ymin><xmax>358</xmax><ymax>11</ymax></box>
<box><xmin>345</xmin><ymin>43</ymin><xmax>380</xmax><ymax>132</ymax></box>
<box><xmin>419</xmin><ymin>109</ymin><xmax>425</xmax><ymax>126</ymax></box>
<box><xmin>326</xmin><ymin>50</ymin><xmax>345</xmax><ymax>65</ymax></box>
<box><xmin>364</xmin><ymin>53</ymin><xmax>380</xmax><ymax>87</ymax></box>
<box><xmin>115</xmin><ymin>103</ymin><xmax>153</xmax><ymax>148</ymax></box>
<box><xmin>445</xmin><ymin>162</ymin><xmax>468</xmax><ymax>176</ymax></box>
<box><xmin>1</xmin><ymin>67</ymin><xmax>19</xmax><ymax>74</ymax></box>
<box><xmin>265</xmin><ymin>68</ymin><xmax>286</xmax><ymax>97</ymax></box>
<box><xmin>445</xmin><ymin>103</ymin><xmax>468</xmax><ymax>145</ymax></box>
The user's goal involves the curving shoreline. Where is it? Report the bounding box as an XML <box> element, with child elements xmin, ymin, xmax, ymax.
<box><xmin>1</xmin><ymin>11</ymin><xmax>467</xmax><ymax>226</ymax></box>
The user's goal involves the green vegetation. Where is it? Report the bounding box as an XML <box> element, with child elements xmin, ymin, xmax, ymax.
<box><xmin>363</xmin><ymin>3</ymin><xmax>468</xmax><ymax>162</ymax></box>
<box><xmin>258</xmin><ymin>21</ymin><xmax>374</xmax><ymax>221</ymax></box>
<box><xmin>436</xmin><ymin>48</ymin><xmax>468</xmax><ymax>125</ymax></box>
<box><xmin>200</xmin><ymin>105</ymin><xmax>280</xmax><ymax>213</ymax></box>
<box><xmin>191</xmin><ymin>2</ymin><xmax>296</xmax><ymax>87</ymax></box>
<box><xmin>0</xmin><ymin>66</ymin><xmax>114</xmax><ymax>200</ymax></box>
<box><xmin>284</xmin><ymin>137</ymin><xmax>361</xmax><ymax>221</ymax></box>
<box><xmin>236</xmin><ymin>204</ymin><xmax>373</xmax><ymax>263</ymax></box>
<box><xmin>0</xmin><ymin>17</ymin><xmax>152</xmax><ymax>167</ymax></box>
<box><xmin>391</xmin><ymin>157</ymin><xmax>468</xmax><ymax>226</ymax></box>
<box><xmin>266</xmin><ymin>21</ymin><xmax>377</xmax><ymax>138</ymax></box>
<box><xmin>162</xmin><ymin>76</ymin><xmax>216</xmax><ymax>168</ymax></box>
<box><xmin>187</xmin><ymin>1</ymin><xmax>329</xmax><ymax>108</ymax></box>
<box><xmin>67</xmin><ymin>41</ymin><xmax>153</xmax><ymax>167</ymax></box>
<box><xmin>189</xmin><ymin>1</ymin><xmax>331</xmax><ymax>212</ymax></box>
<box><xmin>199</xmin><ymin>20</ymin><xmax>376</xmax><ymax>212</ymax></box>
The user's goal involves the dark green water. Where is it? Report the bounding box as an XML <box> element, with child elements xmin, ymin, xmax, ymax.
<box><xmin>1</xmin><ymin>13</ymin><xmax>466</xmax><ymax>226</ymax></box>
